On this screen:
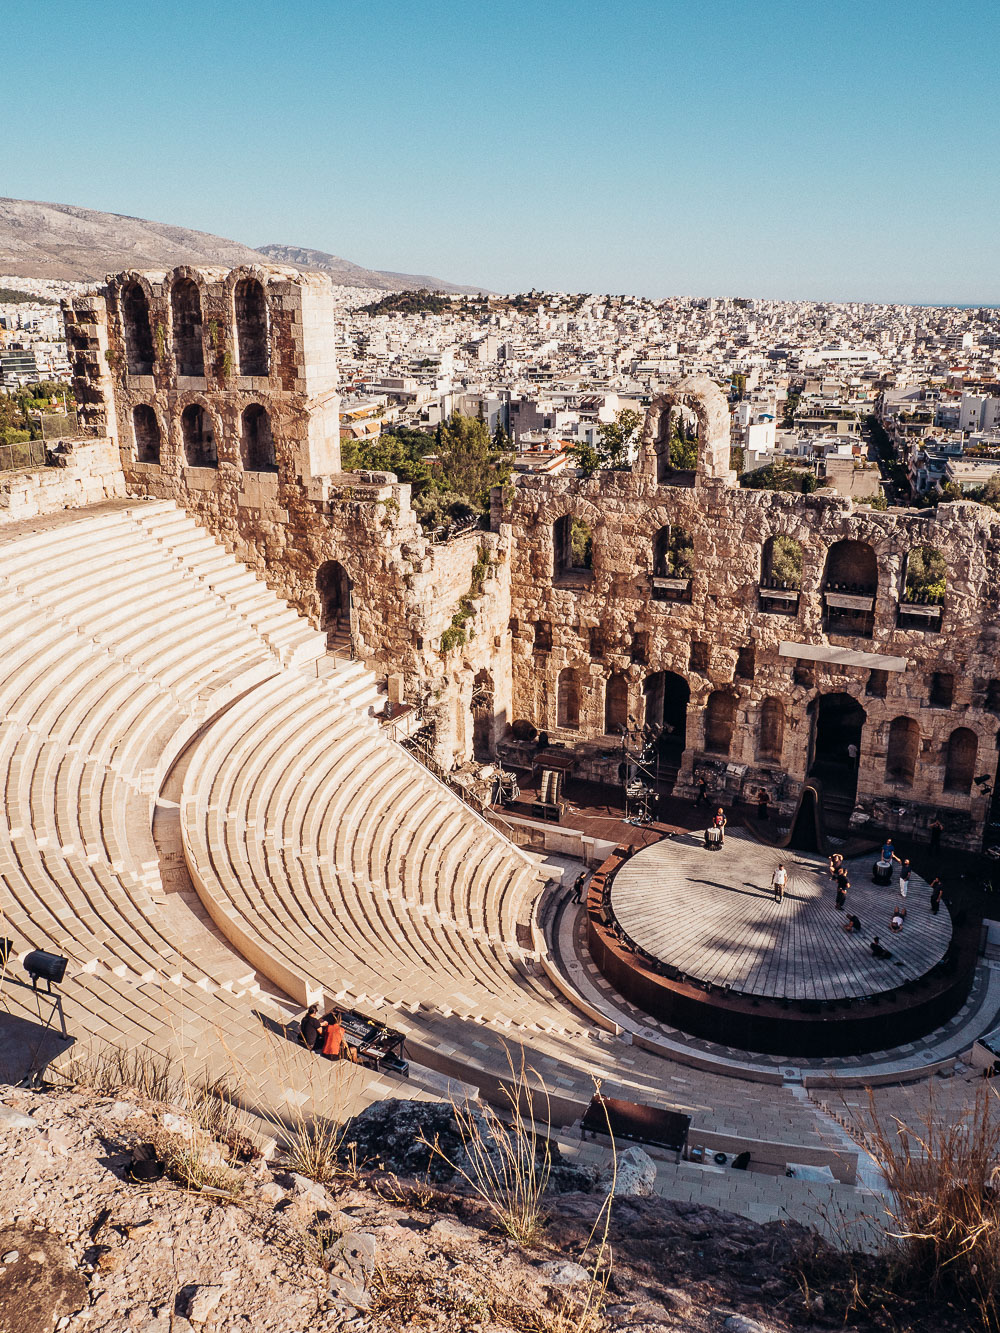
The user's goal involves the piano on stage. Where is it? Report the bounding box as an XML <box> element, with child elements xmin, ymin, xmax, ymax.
<box><xmin>339</xmin><ymin>1007</ymin><xmax>409</xmax><ymax>1076</ymax></box>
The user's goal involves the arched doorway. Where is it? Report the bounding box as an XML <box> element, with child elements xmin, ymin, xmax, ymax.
<box><xmin>471</xmin><ymin>669</ymin><xmax>495</xmax><ymax>761</ymax></box>
<box><xmin>809</xmin><ymin>692</ymin><xmax>865</xmax><ymax>799</ymax></box>
<box><xmin>316</xmin><ymin>560</ymin><xmax>352</xmax><ymax>651</ymax></box>
<box><xmin>643</xmin><ymin>671</ymin><xmax>690</xmax><ymax>761</ymax></box>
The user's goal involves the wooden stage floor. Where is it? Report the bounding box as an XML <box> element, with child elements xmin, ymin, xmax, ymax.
<box><xmin>609</xmin><ymin>829</ymin><xmax>952</xmax><ymax>1003</ymax></box>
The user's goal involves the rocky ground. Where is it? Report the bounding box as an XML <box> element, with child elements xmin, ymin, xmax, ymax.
<box><xmin>0</xmin><ymin>1083</ymin><xmax>980</xmax><ymax>1333</ymax></box>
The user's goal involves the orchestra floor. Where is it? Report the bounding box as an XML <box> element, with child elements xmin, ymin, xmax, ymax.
<box><xmin>609</xmin><ymin>829</ymin><xmax>952</xmax><ymax>1003</ymax></box>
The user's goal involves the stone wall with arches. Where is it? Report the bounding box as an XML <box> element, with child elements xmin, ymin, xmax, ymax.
<box><xmin>503</xmin><ymin>378</ymin><xmax>1000</xmax><ymax>848</ymax></box>
<box><xmin>64</xmin><ymin>268</ymin><xmax>512</xmax><ymax>771</ymax></box>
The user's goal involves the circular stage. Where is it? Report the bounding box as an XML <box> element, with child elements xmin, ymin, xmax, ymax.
<box><xmin>587</xmin><ymin>829</ymin><xmax>977</xmax><ymax>1057</ymax></box>
<box><xmin>610</xmin><ymin>831</ymin><xmax>951</xmax><ymax>1002</ymax></box>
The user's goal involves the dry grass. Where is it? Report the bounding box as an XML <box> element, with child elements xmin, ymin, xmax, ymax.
<box><xmin>220</xmin><ymin>1025</ymin><xmax>363</xmax><ymax>1185</ymax></box>
<box><xmin>417</xmin><ymin>1047</ymin><xmax>552</xmax><ymax>1246</ymax></box>
<box><xmin>859</xmin><ymin>1080</ymin><xmax>1000</xmax><ymax>1328</ymax></box>
<box><xmin>59</xmin><ymin>1041</ymin><xmax>177</xmax><ymax>1102</ymax></box>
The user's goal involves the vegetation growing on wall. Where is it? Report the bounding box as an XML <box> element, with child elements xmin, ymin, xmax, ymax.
<box><xmin>741</xmin><ymin>461</ymin><xmax>818</xmax><ymax>494</ymax></box>
<box><xmin>342</xmin><ymin>414</ymin><xmax>512</xmax><ymax>532</ymax></box>
<box><xmin>0</xmin><ymin>383</ymin><xmax>67</xmax><ymax>447</ymax></box>
<box><xmin>440</xmin><ymin>543</ymin><xmax>492</xmax><ymax>654</ymax></box>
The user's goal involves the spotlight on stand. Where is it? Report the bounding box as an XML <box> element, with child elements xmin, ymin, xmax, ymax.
<box><xmin>23</xmin><ymin>950</ymin><xmax>67</xmax><ymax>994</ymax></box>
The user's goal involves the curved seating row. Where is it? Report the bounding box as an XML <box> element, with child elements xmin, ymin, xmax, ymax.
<box><xmin>0</xmin><ymin>500</ymin><xmax>397</xmax><ymax>1123</ymax></box>
<box><xmin>179</xmin><ymin>666</ymin><xmax>839</xmax><ymax>1148</ymax></box>
<box><xmin>0</xmin><ymin>497</ymin><xmax>849</xmax><ymax>1154</ymax></box>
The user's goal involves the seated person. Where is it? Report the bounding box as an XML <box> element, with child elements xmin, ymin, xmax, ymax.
<box><xmin>299</xmin><ymin>1002</ymin><xmax>322</xmax><ymax>1051</ymax></box>
<box><xmin>871</xmin><ymin>935</ymin><xmax>893</xmax><ymax>960</ymax></box>
<box><xmin>320</xmin><ymin>1011</ymin><xmax>358</xmax><ymax>1062</ymax></box>
<box><xmin>843</xmin><ymin>913</ymin><xmax>861</xmax><ymax>934</ymax></box>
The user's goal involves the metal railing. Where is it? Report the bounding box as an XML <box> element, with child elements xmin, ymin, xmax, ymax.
<box><xmin>401</xmin><ymin>734</ymin><xmax>530</xmax><ymax>847</ymax></box>
<box><xmin>0</xmin><ymin>438</ymin><xmax>46</xmax><ymax>474</ymax></box>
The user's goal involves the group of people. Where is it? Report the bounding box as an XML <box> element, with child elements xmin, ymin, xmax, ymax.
<box><xmin>298</xmin><ymin>1004</ymin><xmax>359</xmax><ymax>1062</ymax></box>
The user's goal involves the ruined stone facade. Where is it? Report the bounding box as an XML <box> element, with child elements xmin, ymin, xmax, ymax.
<box><xmin>503</xmin><ymin>378</ymin><xmax>1000</xmax><ymax>848</ymax></box>
<box><xmin>65</xmin><ymin>279</ymin><xmax>1000</xmax><ymax>847</ymax></box>
<box><xmin>65</xmin><ymin>268</ymin><xmax>511</xmax><ymax>766</ymax></box>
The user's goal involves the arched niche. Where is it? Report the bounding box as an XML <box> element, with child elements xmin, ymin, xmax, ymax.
<box><xmin>704</xmin><ymin>689</ymin><xmax>737</xmax><ymax>756</ymax></box>
<box><xmin>171</xmin><ymin>277</ymin><xmax>205</xmax><ymax>377</ymax></box>
<box><xmin>234</xmin><ymin>277</ymin><xmax>269</xmax><ymax>376</ymax></box>
<box><xmin>557</xmin><ymin>667</ymin><xmax>581</xmax><ymax>730</ymax></box>
<box><xmin>181</xmin><ymin>403</ymin><xmax>216</xmax><ymax>467</ymax></box>
<box><xmin>944</xmin><ymin>727</ymin><xmax>977</xmax><ymax>795</ymax></box>
<box><xmin>605</xmin><ymin>671</ymin><xmax>629</xmax><ymax>734</ymax></box>
<box><xmin>885</xmin><ymin>716</ymin><xmax>919</xmax><ymax>786</ymax></box>
<box><xmin>241</xmin><ymin>404</ymin><xmax>276</xmax><ymax>471</ymax></box>
<box><xmin>757</xmin><ymin>697</ymin><xmax>784</xmax><ymax>763</ymax></box>
<box><xmin>132</xmin><ymin>404</ymin><xmax>161</xmax><ymax>464</ymax></box>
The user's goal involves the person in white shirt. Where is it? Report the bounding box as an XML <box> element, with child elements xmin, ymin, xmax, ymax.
<box><xmin>771</xmin><ymin>863</ymin><xmax>788</xmax><ymax>902</ymax></box>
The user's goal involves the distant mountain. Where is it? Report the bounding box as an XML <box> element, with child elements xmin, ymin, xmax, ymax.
<box><xmin>0</xmin><ymin>198</ymin><xmax>265</xmax><ymax>282</ymax></box>
<box><xmin>0</xmin><ymin>198</ymin><xmax>485</xmax><ymax>292</ymax></box>
<box><xmin>255</xmin><ymin>243</ymin><xmax>486</xmax><ymax>294</ymax></box>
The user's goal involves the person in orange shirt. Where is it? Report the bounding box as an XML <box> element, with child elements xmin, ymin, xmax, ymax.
<box><xmin>320</xmin><ymin>1012</ymin><xmax>357</xmax><ymax>1062</ymax></box>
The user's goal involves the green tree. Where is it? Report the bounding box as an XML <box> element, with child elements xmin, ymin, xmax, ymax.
<box><xmin>492</xmin><ymin>419</ymin><xmax>510</xmax><ymax>451</ymax></box>
<box><xmin>768</xmin><ymin>535</ymin><xmax>803</xmax><ymax>587</ymax></box>
<box><xmin>905</xmin><ymin>545</ymin><xmax>947</xmax><ymax>602</ymax></box>
<box><xmin>731</xmin><ymin>373</ymin><xmax>746</xmax><ymax>398</ymax></box>
<box><xmin>570</xmin><ymin>408</ymin><xmax>644</xmax><ymax>474</ymax></box>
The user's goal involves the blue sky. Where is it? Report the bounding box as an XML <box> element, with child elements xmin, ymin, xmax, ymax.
<box><xmin>4</xmin><ymin>0</ymin><xmax>997</xmax><ymax>301</ymax></box>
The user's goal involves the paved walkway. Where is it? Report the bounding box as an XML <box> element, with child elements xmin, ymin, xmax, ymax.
<box><xmin>610</xmin><ymin>830</ymin><xmax>950</xmax><ymax>1001</ymax></box>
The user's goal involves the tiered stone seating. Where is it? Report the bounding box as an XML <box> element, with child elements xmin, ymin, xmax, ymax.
<box><xmin>0</xmin><ymin>500</ymin><xmax>409</xmax><ymax>1121</ymax></box>
<box><xmin>179</xmin><ymin>664</ymin><xmax>840</xmax><ymax>1154</ymax></box>
<box><xmin>0</xmin><ymin>497</ymin><xmax>841</xmax><ymax>1164</ymax></box>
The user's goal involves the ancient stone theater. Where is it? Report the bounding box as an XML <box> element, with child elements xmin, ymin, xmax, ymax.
<box><xmin>0</xmin><ymin>264</ymin><xmax>997</xmax><ymax>1225</ymax></box>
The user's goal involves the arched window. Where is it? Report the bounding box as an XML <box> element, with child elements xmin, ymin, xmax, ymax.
<box><xmin>553</xmin><ymin>515</ymin><xmax>593</xmax><ymax>581</ymax></box>
<box><xmin>132</xmin><ymin>404</ymin><xmax>161</xmax><ymax>464</ymax></box>
<box><xmin>652</xmin><ymin>524</ymin><xmax>694</xmax><ymax>578</ymax></box>
<box><xmin>761</xmin><ymin>534</ymin><xmax>803</xmax><ymax>589</ymax></box>
<box><xmin>944</xmin><ymin>727</ymin><xmax>977</xmax><ymax>794</ymax></box>
<box><xmin>655</xmin><ymin>405</ymin><xmax>698</xmax><ymax>483</ymax></box>
<box><xmin>823</xmin><ymin>539</ymin><xmax>878</xmax><ymax>637</ymax></box>
<box><xmin>886</xmin><ymin>716</ymin><xmax>919</xmax><ymax>786</ymax></box>
<box><xmin>316</xmin><ymin>560</ymin><xmax>352</xmax><ymax>648</ymax></box>
<box><xmin>181</xmin><ymin>403</ymin><xmax>216</xmax><ymax>467</ymax></box>
<box><xmin>171</xmin><ymin>277</ymin><xmax>204</xmax><ymax>377</ymax></box>
<box><xmin>234</xmin><ymin>278</ymin><xmax>269</xmax><ymax>376</ymax></box>
<box><xmin>704</xmin><ymin>689</ymin><xmax>736</xmax><ymax>756</ymax></box>
<box><xmin>824</xmin><ymin>539</ymin><xmax>878</xmax><ymax>595</ymax></box>
<box><xmin>557</xmin><ymin>667</ymin><xmax>581</xmax><ymax>730</ymax></box>
<box><xmin>241</xmin><ymin>404</ymin><xmax>276</xmax><ymax>471</ymax></box>
<box><xmin>757</xmin><ymin>697</ymin><xmax>784</xmax><ymax>763</ymax></box>
<box><xmin>904</xmin><ymin>546</ymin><xmax>946</xmax><ymax>604</ymax></box>
<box><xmin>605</xmin><ymin>671</ymin><xmax>628</xmax><ymax>734</ymax></box>
<box><xmin>121</xmin><ymin>282</ymin><xmax>154</xmax><ymax>375</ymax></box>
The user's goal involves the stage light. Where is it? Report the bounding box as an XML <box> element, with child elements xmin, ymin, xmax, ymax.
<box><xmin>23</xmin><ymin>950</ymin><xmax>67</xmax><ymax>993</ymax></box>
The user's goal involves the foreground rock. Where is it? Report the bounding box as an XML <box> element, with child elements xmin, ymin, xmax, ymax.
<box><xmin>0</xmin><ymin>1083</ymin><xmax>973</xmax><ymax>1331</ymax></box>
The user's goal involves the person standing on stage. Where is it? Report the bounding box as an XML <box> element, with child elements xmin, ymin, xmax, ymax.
<box><xmin>930</xmin><ymin>877</ymin><xmax>944</xmax><ymax>915</ymax></box>
<box><xmin>835</xmin><ymin>878</ymin><xmax>849</xmax><ymax>911</ymax></box>
<box><xmin>771</xmin><ymin>863</ymin><xmax>787</xmax><ymax>903</ymax></box>
<box><xmin>713</xmin><ymin>807</ymin><xmax>727</xmax><ymax>844</ymax></box>
<box><xmin>898</xmin><ymin>858</ymin><xmax>912</xmax><ymax>899</ymax></box>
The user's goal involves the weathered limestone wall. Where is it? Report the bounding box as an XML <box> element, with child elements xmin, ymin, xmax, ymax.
<box><xmin>64</xmin><ymin>268</ymin><xmax>508</xmax><ymax>769</ymax></box>
<box><xmin>504</xmin><ymin>381</ymin><xmax>1000</xmax><ymax>848</ymax></box>
<box><xmin>0</xmin><ymin>438</ymin><xmax>125</xmax><ymax>527</ymax></box>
